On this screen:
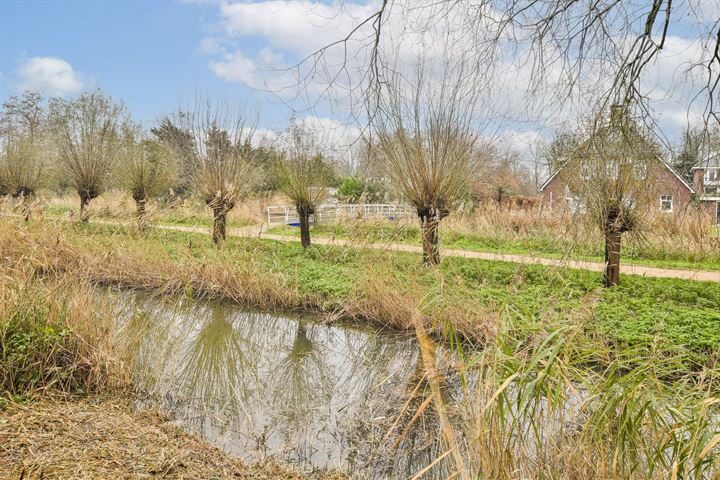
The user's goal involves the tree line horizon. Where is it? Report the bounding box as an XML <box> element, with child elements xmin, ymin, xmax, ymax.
<box><xmin>1</xmin><ymin>88</ymin><xmax>718</xmax><ymax>287</ymax></box>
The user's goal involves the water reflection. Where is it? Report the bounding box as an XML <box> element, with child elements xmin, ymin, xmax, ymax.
<box><xmin>117</xmin><ymin>293</ymin><xmax>463</xmax><ymax>478</ymax></box>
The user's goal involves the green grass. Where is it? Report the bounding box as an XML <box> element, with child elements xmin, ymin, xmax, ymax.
<box><xmin>267</xmin><ymin>222</ymin><xmax>720</xmax><ymax>271</ymax></box>
<box><xmin>47</xmin><ymin>220</ymin><xmax>720</xmax><ymax>370</ymax></box>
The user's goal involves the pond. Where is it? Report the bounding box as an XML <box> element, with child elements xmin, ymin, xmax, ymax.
<box><xmin>115</xmin><ymin>292</ymin><xmax>470</xmax><ymax>479</ymax></box>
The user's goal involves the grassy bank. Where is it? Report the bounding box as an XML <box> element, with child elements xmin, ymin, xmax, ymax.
<box><xmin>3</xmin><ymin>217</ymin><xmax>719</xmax><ymax>370</ymax></box>
<box><xmin>267</xmin><ymin>219</ymin><xmax>720</xmax><ymax>271</ymax></box>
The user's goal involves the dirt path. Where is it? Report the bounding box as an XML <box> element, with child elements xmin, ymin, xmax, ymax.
<box><xmin>153</xmin><ymin>223</ymin><xmax>720</xmax><ymax>283</ymax></box>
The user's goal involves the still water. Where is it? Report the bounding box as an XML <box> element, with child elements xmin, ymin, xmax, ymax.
<box><xmin>116</xmin><ymin>292</ymin><xmax>468</xmax><ymax>478</ymax></box>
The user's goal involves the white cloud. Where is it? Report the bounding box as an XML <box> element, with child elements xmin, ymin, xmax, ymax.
<box><xmin>16</xmin><ymin>56</ymin><xmax>82</xmax><ymax>96</ymax></box>
<box><xmin>218</xmin><ymin>1</ymin><xmax>378</xmax><ymax>55</ymax></box>
<box><xmin>199</xmin><ymin>37</ymin><xmax>224</xmax><ymax>55</ymax></box>
<box><xmin>209</xmin><ymin>51</ymin><xmax>260</xmax><ymax>86</ymax></box>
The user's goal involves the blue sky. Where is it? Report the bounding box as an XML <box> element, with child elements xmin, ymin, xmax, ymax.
<box><xmin>0</xmin><ymin>0</ymin><xmax>294</xmax><ymax>128</ymax></box>
<box><xmin>1</xmin><ymin>0</ymin><xmax>717</xmax><ymax>158</ymax></box>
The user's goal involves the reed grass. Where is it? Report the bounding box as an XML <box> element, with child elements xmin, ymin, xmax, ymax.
<box><xmin>459</xmin><ymin>323</ymin><xmax>720</xmax><ymax>478</ymax></box>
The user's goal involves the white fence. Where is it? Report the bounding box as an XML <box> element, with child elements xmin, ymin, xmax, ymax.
<box><xmin>267</xmin><ymin>203</ymin><xmax>413</xmax><ymax>226</ymax></box>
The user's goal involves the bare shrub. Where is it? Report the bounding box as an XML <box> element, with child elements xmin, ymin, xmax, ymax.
<box><xmin>0</xmin><ymin>91</ymin><xmax>47</xmax><ymax>221</ymax></box>
<box><xmin>373</xmin><ymin>63</ymin><xmax>480</xmax><ymax>265</ymax></box>
<box><xmin>0</xmin><ymin>138</ymin><xmax>43</xmax><ymax>221</ymax></box>
<box><xmin>50</xmin><ymin>90</ymin><xmax>127</xmax><ymax>222</ymax></box>
<box><xmin>562</xmin><ymin>105</ymin><xmax>661</xmax><ymax>286</ymax></box>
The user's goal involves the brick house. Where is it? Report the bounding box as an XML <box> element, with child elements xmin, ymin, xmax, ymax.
<box><xmin>692</xmin><ymin>154</ymin><xmax>720</xmax><ymax>224</ymax></box>
<box><xmin>540</xmin><ymin>155</ymin><xmax>719</xmax><ymax>224</ymax></box>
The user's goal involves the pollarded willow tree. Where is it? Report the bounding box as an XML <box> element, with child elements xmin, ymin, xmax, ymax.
<box><xmin>174</xmin><ymin>99</ymin><xmax>260</xmax><ymax>245</ymax></box>
<box><xmin>117</xmin><ymin>127</ymin><xmax>177</xmax><ymax>230</ymax></box>
<box><xmin>274</xmin><ymin>121</ymin><xmax>336</xmax><ymax>249</ymax></box>
<box><xmin>0</xmin><ymin>91</ymin><xmax>47</xmax><ymax>221</ymax></box>
<box><xmin>561</xmin><ymin>105</ymin><xmax>662</xmax><ymax>287</ymax></box>
<box><xmin>373</xmin><ymin>64</ymin><xmax>480</xmax><ymax>265</ymax></box>
<box><xmin>50</xmin><ymin>90</ymin><xmax>127</xmax><ymax>222</ymax></box>
<box><xmin>0</xmin><ymin>139</ymin><xmax>43</xmax><ymax>221</ymax></box>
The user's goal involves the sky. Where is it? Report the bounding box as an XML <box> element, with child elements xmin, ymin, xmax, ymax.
<box><xmin>1</xmin><ymin>0</ymin><xmax>718</xmax><ymax>163</ymax></box>
<box><xmin>0</xmin><ymin>0</ymin><xmax>289</xmax><ymax>125</ymax></box>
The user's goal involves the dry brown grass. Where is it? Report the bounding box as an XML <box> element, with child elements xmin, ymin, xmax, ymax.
<box><xmin>0</xmin><ymin>395</ymin><xmax>347</xmax><ymax>480</ymax></box>
<box><xmin>40</xmin><ymin>190</ymin><xmax>272</xmax><ymax>226</ymax></box>
<box><xmin>344</xmin><ymin>262</ymin><xmax>497</xmax><ymax>345</ymax></box>
<box><xmin>0</xmin><ymin>225</ymin><xmax>299</xmax><ymax>314</ymax></box>
<box><xmin>0</xmin><ymin>262</ymin><xmax>130</xmax><ymax>396</ymax></box>
<box><xmin>448</xmin><ymin>201</ymin><xmax>719</xmax><ymax>264</ymax></box>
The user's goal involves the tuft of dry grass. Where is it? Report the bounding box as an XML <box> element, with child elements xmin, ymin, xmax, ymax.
<box><xmin>0</xmin><ymin>395</ymin><xmax>347</xmax><ymax>480</ymax></box>
<box><xmin>344</xmin><ymin>260</ymin><xmax>498</xmax><ymax>345</ymax></box>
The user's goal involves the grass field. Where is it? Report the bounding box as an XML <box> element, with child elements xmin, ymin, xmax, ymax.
<box><xmin>267</xmin><ymin>220</ymin><xmax>720</xmax><ymax>271</ymax></box>
<box><xmin>10</xmin><ymin>190</ymin><xmax>718</xmax><ymax>272</ymax></box>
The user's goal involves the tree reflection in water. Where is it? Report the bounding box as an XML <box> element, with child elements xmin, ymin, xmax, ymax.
<box><xmin>268</xmin><ymin>321</ymin><xmax>335</xmax><ymax>465</ymax></box>
<box><xmin>177</xmin><ymin>304</ymin><xmax>254</xmax><ymax>415</ymax></box>
<box><xmin>116</xmin><ymin>291</ymin><xmax>471</xmax><ymax>478</ymax></box>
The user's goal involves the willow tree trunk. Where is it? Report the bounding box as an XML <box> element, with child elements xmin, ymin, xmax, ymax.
<box><xmin>603</xmin><ymin>230</ymin><xmax>622</xmax><ymax>287</ymax></box>
<box><xmin>79</xmin><ymin>194</ymin><xmax>91</xmax><ymax>223</ymax></box>
<box><xmin>212</xmin><ymin>206</ymin><xmax>227</xmax><ymax>245</ymax></box>
<box><xmin>297</xmin><ymin>204</ymin><xmax>312</xmax><ymax>249</ymax></box>
<box><xmin>135</xmin><ymin>197</ymin><xmax>147</xmax><ymax>231</ymax></box>
<box><xmin>418</xmin><ymin>209</ymin><xmax>441</xmax><ymax>266</ymax></box>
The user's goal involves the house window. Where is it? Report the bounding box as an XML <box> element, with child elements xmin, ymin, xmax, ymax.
<box><xmin>660</xmin><ymin>195</ymin><xmax>673</xmax><ymax>212</ymax></box>
<box><xmin>705</xmin><ymin>168</ymin><xmax>719</xmax><ymax>184</ymax></box>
